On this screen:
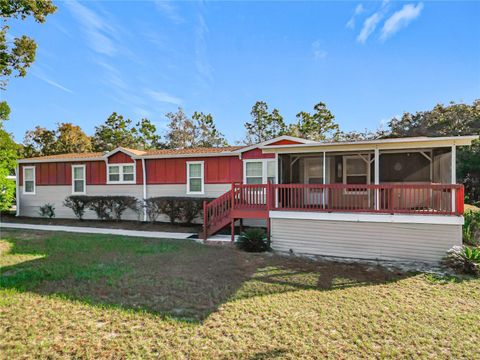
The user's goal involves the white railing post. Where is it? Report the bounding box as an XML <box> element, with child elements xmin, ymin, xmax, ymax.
<box><xmin>451</xmin><ymin>145</ymin><xmax>456</xmax><ymax>213</ymax></box>
<box><xmin>374</xmin><ymin>148</ymin><xmax>380</xmax><ymax>211</ymax></box>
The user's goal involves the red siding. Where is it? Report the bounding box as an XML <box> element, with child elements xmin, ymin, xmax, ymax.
<box><xmin>135</xmin><ymin>159</ymin><xmax>143</xmax><ymax>185</ymax></box>
<box><xmin>86</xmin><ymin>161</ymin><xmax>106</xmax><ymax>185</ymax></box>
<box><xmin>108</xmin><ymin>151</ymin><xmax>134</xmax><ymax>164</ymax></box>
<box><xmin>266</xmin><ymin>139</ymin><xmax>303</xmax><ymax>146</ymax></box>
<box><xmin>20</xmin><ymin>161</ymin><xmax>107</xmax><ymax>186</ymax></box>
<box><xmin>241</xmin><ymin>148</ymin><xmax>275</xmax><ymax>159</ymax></box>
<box><xmin>146</xmin><ymin>156</ymin><xmax>242</xmax><ymax>184</ymax></box>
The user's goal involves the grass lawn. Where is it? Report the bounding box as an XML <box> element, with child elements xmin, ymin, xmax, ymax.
<box><xmin>1</xmin><ymin>229</ymin><xmax>479</xmax><ymax>359</ymax></box>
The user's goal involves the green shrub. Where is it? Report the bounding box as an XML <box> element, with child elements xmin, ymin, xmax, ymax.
<box><xmin>442</xmin><ymin>245</ymin><xmax>480</xmax><ymax>276</ymax></box>
<box><xmin>63</xmin><ymin>196</ymin><xmax>90</xmax><ymax>220</ymax></box>
<box><xmin>463</xmin><ymin>210</ymin><xmax>480</xmax><ymax>247</ymax></box>
<box><xmin>178</xmin><ymin>198</ymin><xmax>203</xmax><ymax>225</ymax></box>
<box><xmin>38</xmin><ymin>203</ymin><xmax>55</xmax><ymax>218</ymax></box>
<box><xmin>144</xmin><ymin>197</ymin><xmax>212</xmax><ymax>224</ymax></box>
<box><xmin>236</xmin><ymin>228</ymin><xmax>270</xmax><ymax>252</ymax></box>
<box><xmin>88</xmin><ymin>196</ymin><xmax>138</xmax><ymax>221</ymax></box>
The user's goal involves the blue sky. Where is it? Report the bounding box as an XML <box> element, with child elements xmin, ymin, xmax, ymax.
<box><xmin>3</xmin><ymin>0</ymin><xmax>480</xmax><ymax>144</ymax></box>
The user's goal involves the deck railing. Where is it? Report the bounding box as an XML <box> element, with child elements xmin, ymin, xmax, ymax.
<box><xmin>230</xmin><ymin>183</ymin><xmax>464</xmax><ymax>216</ymax></box>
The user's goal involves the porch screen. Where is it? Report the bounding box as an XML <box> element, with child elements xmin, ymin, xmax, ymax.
<box><xmin>344</xmin><ymin>156</ymin><xmax>368</xmax><ymax>184</ymax></box>
<box><xmin>380</xmin><ymin>153</ymin><xmax>430</xmax><ymax>182</ymax></box>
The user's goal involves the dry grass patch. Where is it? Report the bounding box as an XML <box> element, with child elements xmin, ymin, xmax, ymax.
<box><xmin>1</xmin><ymin>229</ymin><xmax>479</xmax><ymax>359</ymax></box>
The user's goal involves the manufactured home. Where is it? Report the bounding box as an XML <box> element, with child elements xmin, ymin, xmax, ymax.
<box><xmin>16</xmin><ymin>135</ymin><xmax>478</xmax><ymax>262</ymax></box>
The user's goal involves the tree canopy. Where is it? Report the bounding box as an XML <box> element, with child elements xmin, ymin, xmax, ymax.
<box><xmin>288</xmin><ymin>102</ymin><xmax>340</xmax><ymax>141</ymax></box>
<box><xmin>0</xmin><ymin>0</ymin><xmax>56</xmax><ymax>89</ymax></box>
<box><xmin>244</xmin><ymin>101</ymin><xmax>286</xmax><ymax>145</ymax></box>
<box><xmin>23</xmin><ymin>122</ymin><xmax>92</xmax><ymax>157</ymax></box>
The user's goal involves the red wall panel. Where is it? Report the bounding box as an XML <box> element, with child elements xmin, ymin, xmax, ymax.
<box><xmin>135</xmin><ymin>159</ymin><xmax>143</xmax><ymax>185</ymax></box>
<box><xmin>146</xmin><ymin>156</ymin><xmax>243</xmax><ymax>184</ymax></box>
<box><xmin>108</xmin><ymin>152</ymin><xmax>134</xmax><ymax>164</ymax></box>
<box><xmin>86</xmin><ymin>161</ymin><xmax>106</xmax><ymax>185</ymax></box>
<box><xmin>241</xmin><ymin>148</ymin><xmax>275</xmax><ymax>159</ymax></box>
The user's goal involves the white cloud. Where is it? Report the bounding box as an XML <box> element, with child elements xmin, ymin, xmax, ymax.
<box><xmin>65</xmin><ymin>0</ymin><xmax>118</xmax><ymax>56</ymax></box>
<box><xmin>380</xmin><ymin>3</ymin><xmax>424</xmax><ymax>41</ymax></box>
<box><xmin>357</xmin><ymin>12</ymin><xmax>383</xmax><ymax>44</ymax></box>
<box><xmin>312</xmin><ymin>40</ymin><xmax>327</xmax><ymax>60</ymax></box>
<box><xmin>146</xmin><ymin>90</ymin><xmax>183</xmax><ymax>106</ymax></box>
<box><xmin>346</xmin><ymin>3</ymin><xmax>365</xmax><ymax>29</ymax></box>
<box><xmin>154</xmin><ymin>0</ymin><xmax>184</xmax><ymax>24</ymax></box>
<box><xmin>33</xmin><ymin>72</ymin><xmax>73</xmax><ymax>93</ymax></box>
<box><xmin>195</xmin><ymin>12</ymin><xmax>214</xmax><ymax>87</ymax></box>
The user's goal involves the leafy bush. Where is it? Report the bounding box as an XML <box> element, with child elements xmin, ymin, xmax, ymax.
<box><xmin>38</xmin><ymin>203</ymin><xmax>55</xmax><ymax>218</ymax></box>
<box><xmin>145</xmin><ymin>197</ymin><xmax>212</xmax><ymax>224</ymax></box>
<box><xmin>144</xmin><ymin>198</ymin><xmax>164</xmax><ymax>222</ymax></box>
<box><xmin>178</xmin><ymin>198</ymin><xmax>204</xmax><ymax>224</ymax></box>
<box><xmin>442</xmin><ymin>245</ymin><xmax>480</xmax><ymax>276</ymax></box>
<box><xmin>88</xmin><ymin>196</ymin><xmax>112</xmax><ymax>220</ymax></box>
<box><xmin>463</xmin><ymin>210</ymin><xmax>480</xmax><ymax>247</ymax></box>
<box><xmin>236</xmin><ymin>228</ymin><xmax>270</xmax><ymax>252</ymax></box>
<box><xmin>88</xmin><ymin>196</ymin><xmax>138</xmax><ymax>221</ymax></box>
<box><xmin>63</xmin><ymin>196</ymin><xmax>90</xmax><ymax>220</ymax></box>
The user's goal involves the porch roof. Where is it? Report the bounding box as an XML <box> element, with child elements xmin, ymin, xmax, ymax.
<box><xmin>261</xmin><ymin>135</ymin><xmax>478</xmax><ymax>154</ymax></box>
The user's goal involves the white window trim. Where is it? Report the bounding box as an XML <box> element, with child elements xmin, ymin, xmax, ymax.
<box><xmin>342</xmin><ymin>155</ymin><xmax>371</xmax><ymax>194</ymax></box>
<box><xmin>22</xmin><ymin>166</ymin><xmax>36</xmax><ymax>195</ymax></box>
<box><xmin>243</xmin><ymin>159</ymin><xmax>277</xmax><ymax>184</ymax></box>
<box><xmin>72</xmin><ymin>165</ymin><xmax>86</xmax><ymax>195</ymax></box>
<box><xmin>186</xmin><ymin>161</ymin><xmax>204</xmax><ymax>194</ymax></box>
<box><xmin>107</xmin><ymin>163</ymin><xmax>136</xmax><ymax>184</ymax></box>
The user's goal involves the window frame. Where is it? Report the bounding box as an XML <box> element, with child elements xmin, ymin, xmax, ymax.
<box><xmin>186</xmin><ymin>161</ymin><xmax>205</xmax><ymax>194</ymax></box>
<box><xmin>243</xmin><ymin>159</ymin><xmax>277</xmax><ymax>185</ymax></box>
<box><xmin>107</xmin><ymin>163</ymin><xmax>136</xmax><ymax>184</ymax></box>
<box><xmin>342</xmin><ymin>155</ymin><xmax>370</xmax><ymax>194</ymax></box>
<box><xmin>71</xmin><ymin>164</ymin><xmax>86</xmax><ymax>195</ymax></box>
<box><xmin>22</xmin><ymin>166</ymin><xmax>36</xmax><ymax>195</ymax></box>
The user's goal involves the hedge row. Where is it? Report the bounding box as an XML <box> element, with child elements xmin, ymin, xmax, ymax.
<box><xmin>63</xmin><ymin>195</ymin><xmax>213</xmax><ymax>224</ymax></box>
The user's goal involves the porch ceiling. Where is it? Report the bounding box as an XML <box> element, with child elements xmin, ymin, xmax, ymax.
<box><xmin>261</xmin><ymin>135</ymin><xmax>478</xmax><ymax>154</ymax></box>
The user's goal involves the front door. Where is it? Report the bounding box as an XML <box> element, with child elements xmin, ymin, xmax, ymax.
<box><xmin>304</xmin><ymin>158</ymin><xmax>328</xmax><ymax>206</ymax></box>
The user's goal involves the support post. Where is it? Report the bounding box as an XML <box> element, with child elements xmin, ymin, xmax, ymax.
<box><xmin>15</xmin><ymin>164</ymin><xmax>20</xmax><ymax>216</ymax></box>
<box><xmin>374</xmin><ymin>148</ymin><xmax>380</xmax><ymax>211</ymax></box>
<box><xmin>451</xmin><ymin>144</ymin><xmax>457</xmax><ymax>213</ymax></box>
<box><xmin>231</xmin><ymin>219</ymin><xmax>235</xmax><ymax>242</ymax></box>
<box><xmin>142</xmin><ymin>158</ymin><xmax>147</xmax><ymax>222</ymax></box>
<box><xmin>203</xmin><ymin>200</ymin><xmax>208</xmax><ymax>241</ymax></box>
<box><xmin>322</xmin><ymin>151</ymin><xmax>326</xmax><ymax>209</ymax></box>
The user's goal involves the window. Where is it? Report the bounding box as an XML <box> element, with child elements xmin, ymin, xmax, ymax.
<box><xmin>343</xmin><ymin>156</ymin><xmax>369</xmax><ymax>192</ymax></box>
<box><xmin>72</xmin><ymin>165</ymin><xmax>86</xmax><ymax>194</ymax></box>
<box><xmin>107</xmin><ymin>164</ymin><xmax>136</xmax><ymax>184</ymax></box>
<box><xmin>187</xmin><ymin>161</ymin><xmax>204</xmax><ymax>194</ymax></box>
<box><xmin>23</xmin><ymin>166</ymin><xmax>35</xmax><ymax>194</ymax></box>
<box><xmin>244</xmin><ymin>160</ymin><xmax>277</xmax><ymax>184</ymax></box>
<box><xmin>245</xmin><ymin>162</ymin><xmax>263</xmax><ymax>184</ymax></box>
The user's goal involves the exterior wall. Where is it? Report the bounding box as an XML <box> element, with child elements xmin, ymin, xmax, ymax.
<box><xmin>145</xmin><ymin>157</ymin><xmax>242</xmax><ymax>184</ymax></box>
<box><xmin>108</xmin><ymin>152</ymin><xmax>135</xmax><ymax>163</ymax></box>
<box><xmin>18</xmin><ymin>183</ymin><xmax>233</xmax><ymax>222</ymax></box>
<box><xmin>270</xmin><ymin>215</ymin><xmax>462</xmax><ymax>263</ymax></box>
<box><xmin>266</xmin><ymin>139</ymin><xmax>304</xmax><ymax>146</ymax></box>
<box><xmin>242</xmin><ymin>148</ymin><xmax>275</xmax><ymax>159</ymax></box>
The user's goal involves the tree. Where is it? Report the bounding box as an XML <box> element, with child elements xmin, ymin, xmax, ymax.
<box><xmin>387</xmin><ymin>100</ymin><xmax>480</xmax><ymax>138</ymax></box>
<box><xmin>0</xmin><ymin>102</ymin><xmax>19</xmax><ymax>211</ymax></box>
<box><xmin>244</xmin><ymin>101</ymin><xmax>286</xmax><ymax>145</ymax></box>
<box><xmin>134</xmin><ymin>118</ymin><xmax>164</xmax><ymax>150</ymax></box>
<box><xmin>192</xmin><ymin>111</ymin><xmax>228</xmax><ymax>147</ymax></box>
<box><xmin>22</xmin><ymin>122</ymin><xmax>91</xmax><ymax>157</ymax></box>
<box><xmin>92</xmin><ymin>113</ymin><xmax>138</xmax><ymax>152</ymax></box>
<box><xmin>287</xmin><ymin>102</ymin><xmax>340</xmax><ymax>141</ymax></box>
<box><xmin>23</xmin><ymin>126</ymin><xmax>57</xmax><ymax>157</ymax></box>
<box><xmin>0</xmin><ymin>0</ymin><xmax>56</xmax><ymax>89</ymax></box>
<box><xmin>165</xmin><ymin>107</ymin><xmax>195</xmax><ymax>149</ymax></box>
<box><xmin>55</xmin><ymin>123</ymin><xmax>92</xmax><ymax>154</ymax></box>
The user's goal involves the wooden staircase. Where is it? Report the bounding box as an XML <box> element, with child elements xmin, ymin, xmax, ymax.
<box><xmin>202</xmin><ymin>183</ymin><xmax>272</xmax><ymax>241</ymax></box>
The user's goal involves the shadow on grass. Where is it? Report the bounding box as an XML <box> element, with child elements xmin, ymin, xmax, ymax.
<box><xmin>1</xmin><ymin>228</ymin><xmax>418</xmax><ymax>322</ymax></box>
